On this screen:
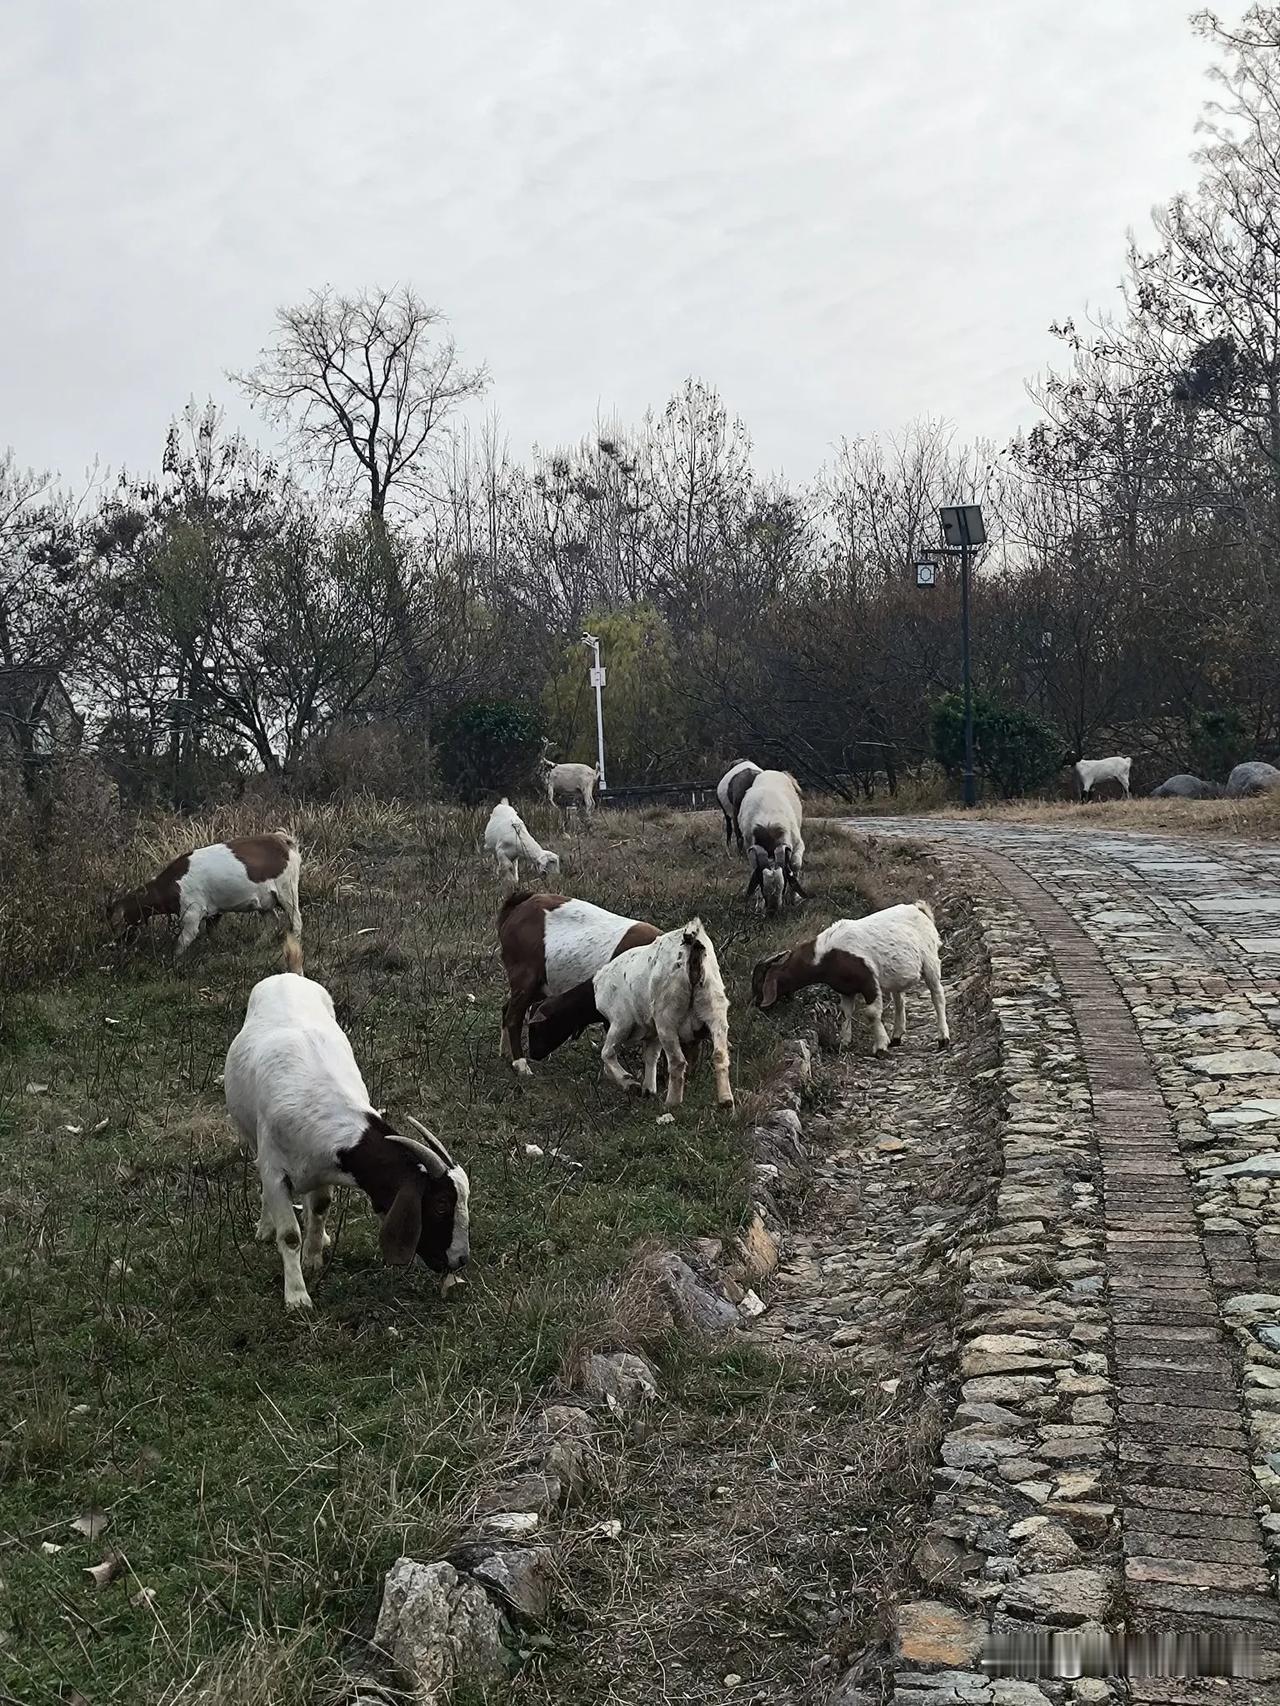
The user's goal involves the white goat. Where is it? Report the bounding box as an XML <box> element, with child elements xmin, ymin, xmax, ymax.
<box><xmin>738</xmin><ymin>770</ymin><xmax>807</xmax><ymax>913</ymax></box>
<box><xmin>752</xmin><ymin>900</ymin><xmax>948</xmax><ymax>1056</ymax></box>
<box><xmin>717</xmin><ymin>759</ymin><xmax>761</xmax><ymax>854</ymax></box>
<box><xmin>484</xmin><ymin>799</ymin><xmax>561</xmax><ymax>885</ymax></box>
<box><xmin>1075</xmin><ymin>756</ymin><xmax>1131</xmax><ymax>800</ymax></box>
<box><xmin>592</xmin><ymin>917</ymin><xmax>733</xmax><ymax>1110</ymax></box>
<box><xmin>224</xmin><ymin>971</ymin><xmax>470</xmax><ymax>1310</ymax></box>
<box><xmin>108</xmin><ymin>831</ymin><xmax>303</xmax><ymax>962</ymax></box>
<box><xmin>540</xmin><ymin>741</ymin><xmax>600</xmax><ymax>829</ymax></box>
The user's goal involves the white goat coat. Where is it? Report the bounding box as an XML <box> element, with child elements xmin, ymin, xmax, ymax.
<box><xmin>1075</xmin><ymin>756</ymin><xmax>1131</xmax><ymax>797</ymax></box>
<box><xmin>544</xmin><ymin>899</ymin><xmax>646</xmax><ymax>996</ymax></box>
<box><xmin>816</xmin><ymin>904</ymin><xmax>942</xmax><ymax>998</ymax></box>
<box><xmin>739</xmin><ymin>771</ymin><xmax>805</xmax><ymax>864</ymax></box>
<box><xmin>177</xmin><ymin>844</ymin><xmax>303</xmax><ymax>954</ymax></box>
<box><xmin>484</xmin><ymin>799</ymin><xmax>559</xmax><ymax>881</ymax></box>
<box><xmin>815</xmin><ymin>901</ymin><xmax>949</xmax><ymax>1053</ymax></box>
<box><xmin>592</xmin><ymin>918</ymin><xmax>733</xmax><ymax>1107</ymax></box>
<box><xmin>545</xmin><ymin>761</ymin><xmax>598</xmax><ymax>814</ymax></box>
<box><xmin>225</xmin><ymin>973</ymin><xmax>471</xmax><ymax>1286</ymax></box>
<box><xmin>225</xmin><ymin>973</ymin><xmax>372</xmax><ymax>1193</ymax></box>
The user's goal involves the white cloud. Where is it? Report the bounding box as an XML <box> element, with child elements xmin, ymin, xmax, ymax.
<box><xmin>2</xmin><ymin>0</ymin><xmax>1210</xmax><ymax>483</ymax></box>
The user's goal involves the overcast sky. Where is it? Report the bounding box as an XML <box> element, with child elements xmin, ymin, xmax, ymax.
<box><xmin>5</xmin><ymin>1</ymin><xmax>1214</xmax><ymax>487</ymax></box>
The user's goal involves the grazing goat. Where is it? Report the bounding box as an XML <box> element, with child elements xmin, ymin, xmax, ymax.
<box><xmin>752</xmin><ymin>900</ymin><xmax>949</xmax><ymax>1057</ymax></box>
<box><xmin>484</xmin><ymin>799</ymin><xmax>561</xmax><ymax>885</ymax></box>
<box><xmin>108</xmin><ymin>831</ymin><xmax>302</xmax><ymax>961</ymax></box>
<box><xmin>539</xmin><ymin>740</ymin><xmax>600</xmax><ymax>829</ymax></box>
<box><xmin>1226</xmin><ymin>760</ymin><xmax>1280</xmax><ymax>798</ymax></box>
<box><xmin>1075</xmin><ymin>756</ymin><xmax>1131</xmax><ymax>800</ymax></box>
<box><xmin>224</xmin><ymin>970</ymin><xmax>469</xmax><ymax>1310</ymax></box>
<box><xmin>739</xmin><ymin>769</ymin><xmax>808</xmax><ymax>913</ymax></box>
<box><xmin>717</xmin><ymin>759</ymin><xmax>762</xmax><ymax>854</ymax></box>
<box><xmin>1150</xmin><ymin>774</ymin><xmax>1225</xmax><ymax>800</ymax></box>
<box><xmin>497</xmin><ymin>890</ymin><xmax>658</xmax><ymax>1074</ymax></box>
<box><xmin>592</xmin><ymin>917</ymin><xmax>733</xmax><ymax>1109</ymax></box>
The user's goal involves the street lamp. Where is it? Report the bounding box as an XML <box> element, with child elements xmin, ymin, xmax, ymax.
<box><xmin>938</xmin><ymin>504</ymin><xmax>986</xmax><ymax>809</ymax></box>
<box><xmin>581</xmin><ymin>631</ymin><xmax>607</xmax><ymax>791</ymax></box>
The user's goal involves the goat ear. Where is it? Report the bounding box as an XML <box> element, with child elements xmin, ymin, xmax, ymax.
<box><xmin>380</xmin><ymin>1180</ymin><xmax>423</xmax><ymax>1266</ymax></box>
<box><xmin>744</xmin><ymin>862</ymin><xmax>763</xmax><ymax>899</ymax></box>
<box><xmin>759</xmin><ymin>969</ymin><xmax>781</xmax><ymax>1010</ymax></box>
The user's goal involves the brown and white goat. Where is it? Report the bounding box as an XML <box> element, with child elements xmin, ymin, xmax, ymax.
<box><xmin>108</xmin><ymin>831</ymin><xmax>302</xmax><ymax>962</ymax></box>
<box><xmin>224</xmin><ymin>969</ymin><xmax>469</xmax><ymax>1310</ymax></box>
<box><xmin>497</xmin><ymin>890</ymin><xmax>658</xmax><ymax>1074</ymax></box>
<box><xmin>751</xmin><ymin>901</ymin><xmax>949</xmax><ymax>1056</ymax></box>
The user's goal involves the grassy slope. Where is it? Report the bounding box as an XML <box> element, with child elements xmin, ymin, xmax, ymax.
<box><xmin>0</xmin><ymin>801</ymin><xmax>930</xmax><ymax>1704</ymax></box>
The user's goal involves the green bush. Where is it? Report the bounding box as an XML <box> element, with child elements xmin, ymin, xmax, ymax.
<box><xmin>1187</xmin><ymin>706</ymin><xmax>1247</xmax><ymax>783</ymax></box>
<box><xmin>436</xmin><ymin>698</ymin><xmax>544</xmax><ymax>803</ymax></box>
<box><xmin>931</xmin><ymin>692</ymin><xmax>1062</xmax><ymax>800</ymax></box>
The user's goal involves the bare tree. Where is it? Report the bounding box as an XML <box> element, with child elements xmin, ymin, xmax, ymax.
<box><xmin>234</xmin><ymin>286</ymin><xmax>488</xmax><ymax>521</ymax></box>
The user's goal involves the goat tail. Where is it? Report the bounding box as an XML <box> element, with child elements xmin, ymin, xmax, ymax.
<box><xmin>682</xmin><ymin>917</ymin><xmax>707</xmax><ymax>990</ymax></box>
<box><xmin>913</xmin><ymin>899</ymin><xmax>936</xmax><ymax>922</ymax></box>
<box><xmin>282</xmin><ymin>932</ymin><xmax>304</xmax><ymax>974</ymax></box>
<box><xmin>270</xmin><ymin>826</ymin><xmax>298</xmax><ymax>849</ymax></box>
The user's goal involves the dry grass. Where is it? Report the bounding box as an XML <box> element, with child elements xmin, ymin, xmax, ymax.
<box><xmin>916</xmin><ymin>789</ymin><xmax>1280</xmax><ymax>839</ymax></box>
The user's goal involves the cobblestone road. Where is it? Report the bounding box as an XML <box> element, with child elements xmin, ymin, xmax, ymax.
<box><xmin>862</xmin><ymin>820</ymin><xmax>1280</xmax><ymax>1705</ymax></box>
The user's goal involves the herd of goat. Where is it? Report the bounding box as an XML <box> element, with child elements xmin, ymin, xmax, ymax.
<box><xmin>103</xmin><ymin>761</ymin><xmax>949</xmax><ymax>1310</ymax></box>
<box><xmin>104</xmin><ymin>747</ymin><xmax>1279</xmax><ymax>1310</ymax></box>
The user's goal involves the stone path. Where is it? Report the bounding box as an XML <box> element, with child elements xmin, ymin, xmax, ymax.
<box><xmin>863</xmin><ymin>819</ymin><xmax>1280</xmax><ymax>1703</ymax></box>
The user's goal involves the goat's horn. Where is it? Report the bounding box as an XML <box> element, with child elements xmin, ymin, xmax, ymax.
<box><xmin>402</xmin><ymin>1115</ymin><xmax>457</xmax><ymax>1171</ymax></box>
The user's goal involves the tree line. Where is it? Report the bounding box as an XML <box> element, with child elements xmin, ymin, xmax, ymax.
<box><xmin>4</xmin><ymin>7</ymin><xmax>1280</xmax><ymax>808</ymax></box>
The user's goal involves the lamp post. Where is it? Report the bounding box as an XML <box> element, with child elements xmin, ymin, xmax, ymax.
<box><xmin>939</xmin><ymin>504</ymin><xmax>986</xmax><ymax>809</ymax></box>
<box><xmin>582</xmin><ymin>631</ymin><xmax>607</xmax><ymax>791</ymax></box>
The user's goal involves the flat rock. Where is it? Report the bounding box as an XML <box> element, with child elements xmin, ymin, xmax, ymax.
<box><xmin>1191</xmin><ymin>1050</ymin><xmax>1280</xmax><ymax>1077</ymax></box>
<box><xmin>999</xmin><ymin>1566</ymin><xmax>1111</xmax><ymax>1625</ymax></box>
<box><xmin>895</xmin><ymin>1598</ymin><xmax>986</xmax><ymax>1666</ymax></box>
<box><xmin>1204</xmin><ymin>1152</ymin><xmax>1280</xmax><ymax>1177</ymax></box>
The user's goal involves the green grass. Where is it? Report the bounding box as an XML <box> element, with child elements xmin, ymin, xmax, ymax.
<box><xmin>0</xmin><ymin>801</ymin><xmax>923</xmax><ymax>1704</ymax></box>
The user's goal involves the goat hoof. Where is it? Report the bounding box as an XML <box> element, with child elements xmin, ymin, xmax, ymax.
<box><xmin>285</xmin><ymin>1293</ymin><xmax>314</xmax><ymax>1312</ymax></box>
<box><xmin>937</xmin><ymin>1037</ymin><xmax>952</xmax><ymax>1051</ymax></box>
<box><xmin>874</xmin><ymin>1047</ymin><xmax>889</xmax><ymax>1059</ymax></box>
<box><xmin>512</xmin><ymin>1059</ymin><xmax>534</xmax><ymax>1079</ymax></box>
<box><xmin>718</xmin><ymin>1096</ymin><xmax>736</xmax><ymax>1111</ymax></box>
<box><xmin>888</xmin><ymin>1037</ymin><xmax>903</xmax><ymax>1049</ymax></box>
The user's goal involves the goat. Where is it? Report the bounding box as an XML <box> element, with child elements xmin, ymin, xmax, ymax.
<box><xmin>751</xmin><ymin>900</ymin><xmax>949</xmax><ymax>1056</ymax></box>
<box><xmin>591</xmin><ymin>917</ymin><xmax>733</xmax><ymax>1110</ymax></box>
<box><xmin>484</xmin><ymin>798</ymin><xmax>561</xmax><ymax>886</ymax></box>
<box><xmin>108</xmin><ymin>831</ymin><xmax>302</xmax><ymax>962</ymax></box>
<box><xmin>224</xmin><ymin>969</ymin><xmax>469</xmax><ymax>1310</ymax></box>
<box><xmin>539</xmin><ymin>739</ymin><xmax>600</xmax><ymax>829</ymax></box>
<box><xmin>738</xmin><ymin>770</ymin><xmax>808</xmax><ymax>913</ymax></box>
<box><xmin>497</xmin><ymin>889</ymin><xmax>658</xmax><ymax>1075</ymax></box>
<box><xmin>1074</xmin><ymin>756</ymin><xmax>1131</xmax><ymax>800</ymax></box>
<box><xmin>717</xmin><ymin>759</ymin><xmax>762</xmax><ymax>854</ymax></box>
